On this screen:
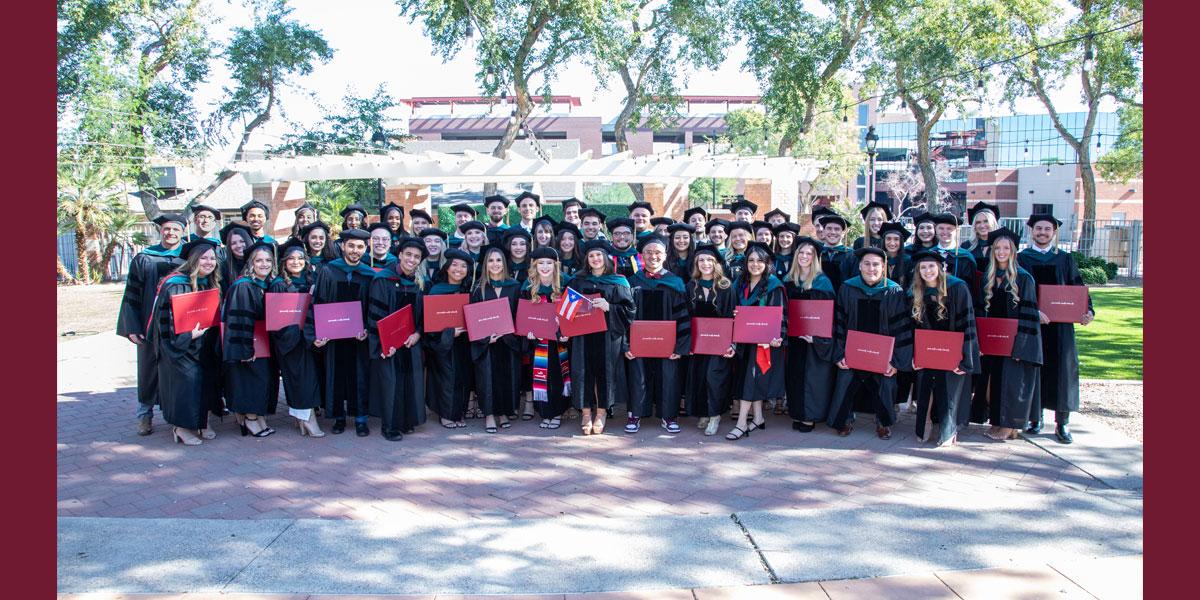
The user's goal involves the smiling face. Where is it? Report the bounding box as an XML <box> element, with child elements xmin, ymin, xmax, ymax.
<box><xmin>193</xmin><ymin>210</ymin><xmax>217</xmax><ymax>235</ymax></box>
<box><xmin>344</xmin><ymin>212</ymin><xmax>362</xmax><ymax>230</ymax></box>
<box><xmin>534</xmin><ymin>258</ymin><xmax>556</xmax><ymax>280</ymax></box>
<box><xmin>485</xmin><ymin>250</ymin><xmax>507</xmax><ymax>278</ymax></box>
<box><xmin>295</xmin><ymin>208</ymin><xmax>316</xmax><ymax>229</ymax></box>
<box><xmin>159</xmin><ymin>222</ymin><xmax>184</xmax><ymax>248</ymax></box>
<box><xmin>859</xmin><ymin>254</ymin><xmax>884</xmax><ymax>285</ymax></box>
<box><xmin>535</xmin><ymin>224</ymin><xmax>554</xmax><ymax>247</ymax></box>
<box><xmin>446</xmin><ymin>258</ymin><xmax>469</xmax><ymax>284</ymax></box>
<box><xmin>519</xmin><ymin>198</ymin><xmax>539</xmax><ymax>220</ymax></box>
<box><xmin>918</xmin><ymin>259</ymin><xmax>941</xmax><ymax>285</ymax></box>
<box><xmin>991</xmin><ymin>237</ymin><xmax>1013</xmax><ymax>265</ymax></box>
<box><xmin>866</xmin><ymin>208</ymin><xmax>885</xmax><ymax>235</ymax></box>
<box><xmin>1031</xmin><ymin>222</ymin><xmax>1056</xmax><ymax>247</ymax></box>
<box><xmin>564</xmin><ymin>205</ymin><xmax>580</xmax><ymax>224</ymax></box>
<box><xmin>386</xmin><ymin>211</ymin><xmax>403</xmax><ymax>231</ymax></box>
<box><xmin>250</xmin><ymin>249</ymin><xmax>274</xmax><ymax>278</ymax></box>
<box><xmin>399</xmin><ymin>247</ymin><xmax>423</xmax><ymax>276</ymax></box>
<box><xmin>755</xmin><ymin>228</ymin><xmax>773</xmax><ymax>245</ymax></box>
<box><xmin>884</xmin><ymin>233</ymin><xmax>902</xmax><ymax>254</ymax></box>
<box><xmin>558</xmin><ymin>232</ymin><xmax>576</xmax><ymax>254</ymax></box>
<box><xmin>696</xmin><ymin>254</ymin><xmax>716</xmax><ymax>277</ymax></box>
<box><xmin>370</xmin><ymin>228</ymin><xmax>391</xmax><ymax>257</ymax></box>
<box><xmin>410</xmin><ymin>215</ymin><xmax>431</xmax><ymax>231</ymax></box>
<box><xmin>672</xmin><ymin>231</ymin><xmax>691</xmax><ymax>252</ymax></box>
<box><xmin>641</xmin><ymin>243</ymin><xmax>666</xmax><ymax>271</ymax></box>
<box><xmin>423</xmin><ymin>235</ymin><xmax>444</xmax><ymax>258</ymax></box>
<box><xmin>464</xmin><ymin>229</ymin><xmax>485</xmax><ymax>251</ymax></box>
<box><xmin>582</xmin><ymin>216</ymin><xmax>601</xmax><ymax>239</ymax></box>
<box><xmin>341</xmin><ymin>239</ymin><xmax>367</xmax><ymax>265</ymax></box>
<box><xmin>776</xmin><ymin>231</ymin><xmax>795</xmax><ymax>251</ymax></box>
<box><xmin>196</xmin><ymin>248</ymin><xmax>218</xmax><ymax>277</ymax></box>
<box><xmin>611</xmin><ymin>227</ymin><xmax>633</xmax><ymax>250</ymax></box>
<box><xmin>916</xmin><ymin>222</ymin><xmax>936</xmax><ymax>243</ymax></box>
<box><xmin>730</xmin><ymin>229</ymin><xmax>749</xmax><ymax>252</ymax></box>
<box><xmin>228</xmin><ymin>233</ymin><xmax>248</xmax><ymax>259</ymax></box>
<box><xmin>973</xmin><ymin>213</ymin><xmax>993</xmax><ymax>238</ymax></box>
<box><xmin>745</xmin><ymin>252</ymin><xmax>767</xmax><ymax>278</ymax></box>
<box><xmin>305</xmin><ymin>228</ymin><xmax>326</xmax><ymax>253</ymax></box>
<box><xmin>284</xmin><ymin>252</ymin><xmax>306</xmax><ymax>276</ymax></box>
<box><xmin>795</xmin><ymin>244</ymin><xmax>815</xmax><ymax>270</ymax></box>
<box><xmin>708</xmin><ymin>226</ymin><xmax>727</xmax><ymax>247</ymax></box>
<box><xmin>486</xmin><ymin>202</ymin><xmax>506</xmax><ymax>223</ymax></box>
<box><xmin>936</xmin><ymin>223</ymin><xmax>957</xmax><ymax>245</ymax></box>
<box><xmin>455</xmin><ymin>211</ymin><xmax>472</xmax><ymax>228</ymax></box>
<box><xmin>823</xmin><ymin>223</ymin><xmax>844</xmax><ymax>245</ymax></box>
<box><xmin>586</xmin><ymin>249</ymin><xmax>608</xmax><ymax>273</ymax></box>
<box><xmin>630</xmin><ymin>208</ymin><xmax>652</xmax><ymax>231</ymax></box>
<box><xmin>245</xmin><ymin>208</ymin><xmax>267</xmax><ymax>233</ymax></box>
<box><xmin>508</xmin><ymin>237</ymin><xmax>528</xmax><ymax>261</ymax></box>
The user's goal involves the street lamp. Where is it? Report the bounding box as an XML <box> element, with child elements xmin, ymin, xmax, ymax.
<box><xmin>372</xmin><ymin>129</ymin><xmax>389</xmax><ymax>207</ymax></box>
<box><xmin>865</xmin><ymin>125</ymin><xmax>879</xmax><ymax>204</ymax></box>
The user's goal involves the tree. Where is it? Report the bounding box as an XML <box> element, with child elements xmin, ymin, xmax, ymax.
<box><xmin>687</xmin><ymin>177</ymin><xmax>737</xmax><ymax>209</ymax></box>
<box><xmin>1000</xmin><ymin>0</ymin><xmax>1142</xmax><ymax>250</ymax></box>
<box><xmin>1097</xmin><ymin>104</ymin><xmax>1141</xmax><ymax>182</ymax></box>
<box><xmin>188</xmin><ymin>0</ymin><xmax>333</xmax><ymax>209</ymax></box>
<box><xmin>872</xmin><ymin>0</ymin><xmax>1005</xmax><ymax>204</ymax></box>
<box><xmin>397</xmin><ymin>0</ymin><xmax>609</xmax><ymax>195</ymax></box>
<box><xmin>305</xmin><ymin>181</ymin><xmax>360</xmax><ymax>235</ymax></box>
<box><xmin>57</xmin><ymin>159</ymin><xmax>121</xmax><ymax>284</ymax></box>
<box><xmin>738</xmin><ymin>0</ymin><xmax>886</xmax><ymax>156</ymax></box>
<box><xmin>590</xmin><ymin>0</ymin><xmax>729</xmax><ymax>200</ymax></box>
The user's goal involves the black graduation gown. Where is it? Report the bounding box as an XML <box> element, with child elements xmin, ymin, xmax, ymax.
<box><xmin>819</xmin><ymin>245</ymin><xmax>855</xmax><ymax>290</ymax></box>
<box><xmin>732</xmin><ymin>276</ymin><xmax>788</xmax><ymax>401</ymax></box>
<box><xmin>911</xmin><ymin>277</ymin><xmax>981</xmax><ymax>442</ymax></box>
<box><xmin>523</xmin><ymin>283</ymin><xmax>572</xmax><ymax>419</ymax></box>
<box><xmin>725</xmin><ymin>251</ymin><xmax>746</xmax><ymax>282</ymax></box>
<box><xmin>116</xmin><ymin>245</ymin><xmax>184</xmax><ymax>407</ymax></box>
<box><xmin>668</xmin><ymin>253</ymin><xmax>693</xmax><ymax>281</ymax></box>
<box><xmin>509</xmin><ymin>260</ymin><xmax>530</xmax><ymax>286</ymax></box>
<box><xmin>851</xmin><ymin>236</ymin><xmax>885</xmax><ymax>250</ymax></box>
<box><xmin>827</xmin><ymin>277</ymin><xmax>913</xmax><ymax>428</ymax></box>
<box><xmin>784</xmin><ymin>275</ymin><xmax>837</xmax><ymax>422</ymax></box>
<box><xmin>366</xmin><ymin>267</ymin><xmax>426</xmax><ymax>434</ymax></box>
<box><xmin>469</xmin><ymin>281</ymin><xmax>523</xmax><ymax>417</ymax></box>
<box><xmin>938</xmin><ymin>247</ymin><xmax>980</xmax><ymax>300</ymax></box>
<box><xmin>267</xmin><ymin>275</ymin><xmax>321</xmax><ymax>410</ymax></box>
<box><xmin>423</xmin><ymin>283</ymin><xmax>475</xmax><ymax>421</ymax></box>
<box><xmin>1017</xmin><ymin>248</ymin><xmax>1093</xmax><ymax>417</ymax></box>
<box><xmin>221</xmin><ymin>277</ymin><xmax>272</xmax><ymax>415</ymax></box>
<box><xmin>151</xmin><ymin>275</ymin><xmax>220</xmax><ymax>430</ymax></box>
<box><xmin>627</xmin><ymin>270</ymin><xmax>691</xmax><ymax>419</ymax></box>
<box><xmin>305</xmin><ymin>259</ymin><xmax>375</xmax><ymax>419</ymax></box>
<box><xmin>685</xmin><ymin>281</ymin><xmax>735</xmax><ymax>418</ymax></box>
<box><xmin>422</xmin><ymin>258</ymin><xmax>442</xmax><ymax>284</ymax></box>
<box><xmin>560</xmin><ymin>254</ymin><xmax>583</xmax><ymax>278</ymax></box>
<box><xmin>219</xmin><ymin>255</ymin><xmax>246</xmax><ymax>295</ymax></box>
<box><xmin>613</xmin><ymin>248</ymin><xmax>641</xmax><ymax>279</ymax></box>
<box><xmin>975</xmin><ymin>269</ymin><xmax>1043</xmax><ymax>428</ymax></box>
<box><xmin>961</xmin><ymin>239</ymin><xmax>990</xmax><ymax>264</ymax></box>
<box><xmin>773</xmin><ymin>253</ymin><xmax>793</xmax><ymax>279</ymax></box>
<box><xmin>568</xmin><ymin>275</ymin><xmax>635</xmax><ymax>412</ymax></box>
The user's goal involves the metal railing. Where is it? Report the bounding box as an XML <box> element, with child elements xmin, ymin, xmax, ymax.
<box><xmin>994</xmin><ymin>217</ymin><xmax>1142</xmax><ymax>277</ymax></box>
<box><xmin>57</xmin><ymin>223</ymin><xmax>158</xmax><ymax>282</ymax></box>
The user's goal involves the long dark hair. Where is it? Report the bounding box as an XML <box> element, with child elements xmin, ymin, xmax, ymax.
<box><xmin>279</xmin><ymin>249</ymin><xmax>312</xmax><ymax>287</ymax></box>
<box><xmin>738</xmin><ymin>245</ymin><xmax>772</xmax><ymax>288</ymax></box>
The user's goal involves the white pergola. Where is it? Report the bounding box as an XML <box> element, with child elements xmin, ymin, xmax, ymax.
<box><xmin>232</xmin><ymin>149</ymin><xmax>827</xmax><ymax>211</ymax></box>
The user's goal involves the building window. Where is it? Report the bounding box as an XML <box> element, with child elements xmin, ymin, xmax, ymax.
<box><xmin>858</xmin><ymin>104</ymin><xmax>869</xmax><ymax>126</ymax></box>
<box><xmin>1032</xmin><ymin>203</ymin><xmax>1054</xmax><ymax>216</ymax></box>
<box><xmin>1111</xmin><ymin>212</ymin><xmax>1126</xmax><ymax>222</ymax></box>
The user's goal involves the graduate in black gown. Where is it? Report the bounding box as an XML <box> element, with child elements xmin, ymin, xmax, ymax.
<box><xmin>268</xmin><ymin>240</ymin><xmax>325</xmax><ymax>437</ymax></box>
<box><xmin>219</xmin><ymin>222</ymin><xmax>254</xmax><ymax>294</ymax></box>
<box><xmin>817</xmin><ymin>214</ymin><xmax>855</xmax><ymax>290</ymax></box>
<box><xmin>532</xmin><ymin>215</ymin><xmax>558</xmax><ymax>250</ymax></box>
<box><xmin>300</xmin><ymin>221</ymin><xmax>337</xmax><ymax>267</ymax></box>
<box><xmin>1017</xmin><ymin>214</ymin><xmax>1095</xmax><ymax>444</ymax></box>
<box><xmin>483</xmin><ymin>194</ymin><xmax>512</xmax><ymax>246</ymax></box>
<box><xmin>827</xmin><ymin>247</ymin><xmax>914</xmax><ymax>439</ymax></box>
<box><xmin>932</xmin><ymin>213</ymin><xmax>980</xmax><ymax>298</ymax></box>
<box><xmin>851</xmin><ymin>201</ymin><xmax>892</xmax><ymax>249</ymax></box>
<box><xmin>365</xmin><ymin>238</ymin><xmax>427</xmax><ymax>441</ymax></box>
<box><xmin>903</xmin><ymin>211</ymin><xmax>939</xmax><ymax>260</ymax></box>
<box><xmin>504</xmin><ymin>227</ymin><xmax>532</xmax><ymax>285</ymax></box>
<box><xmin>579</xmin><ymin>207</ymin><xmax>608</xmax><ymax>243</ymax></box>
<box><xmin>684</xmin><ymin>245</ymin><xmax>736</xmax><ymax>437</ymax></box>
<box><xmin>424</xmin><ymin>249</ymin><xmax>476</xmax><ymax>428</ymax></box>
<box><xmin>380</xmin><ymin>202</ymin><xmax>407</xmax><ymax>254</ymax></box>
<box><xmin>784</xmin><ymin>237</ymin><xmax>837</xmax><ymax>432</ymax></box>
<box><xmin>286</xmin><ymin>202</ymin><xmax>319</xmax><ymax>245</ymax></box>
<box><xmin>240</xmin><ymin>200</ymin><xmax>276</xmax><ymax>244</ymax></box>
<box><xmin>331</xmin><ymin>204</ymin><xmax>366</xmax><ymax>257</ymax></box>
<box><xmin>772</xmin><ymin>222</ymin><xmax>800</xmax><ymax>279</ymax></box>
<box><xmin>625</xmin><ymin>235</ymin><xmax>691</xmax><ymax>433</ymax></box>
<box><xmin>705</xmin><ymin>219</ymin><xmax>729</xmax><ymax>255</ymax></box>
<box><xmin>446</xmin><ymin>203</ymin><xmax>478</xmax><ymax>249</ymax></box>
<box><xmin>366</xmin><ymin>223</ymin><xmax>399</xmax><ymax>273</ymax></box>
<box><xmin>568</xmin><ymin>240</ymin><xmax>635</xmax><ymax>435</ymax></box>
<box><xmin>724</xmin><ymin>221</ymin><xmax>752</xmax><ymax>281</ymax></box>
<box><xmin>117</xmin><ymin>213</ymin><xmax>186</xmax><ymax>436</ymax></box>
<box><xmin>975</xmin><ymin>228</ymin><xmax>1043</xmax><ymax>442</ymax></box>
<box><xmin>666</xmin><ymin>222</ymin><xmax>696</xmax><ymax>280</ymax></box>
<box><xmin>419</xmin><ymin>227</ymin><xmax>448</xmax><ymax>283</ymax></box>
<box><xmin>726</xmin><ymin>242</ymin><xmax>788</xmax><ymax>440</ymax></box>
<box><xmin>522</xmin><ymin>248</ymin><xmax>573</xmax><ymax>428</ymax></box>
<box><xmin>149</xmin><ymin>238</ymin><xmax>221</xmax><ymax>445</ymax></box>
<box><xmin>306</xmin><ymin>228</ymin><xmax>374</xmax><ymax>436</ymax></box>
<box><xmin>222</xmin><ymin>241</ymin><xmax>277</xmax><ymax>437</ymax></box>
<box><xmin>872</xmin><ymin>221</ymin><xmax>916</xmax><ymax>410</ymax></box>
<box><xmin>188</xmin><ymin>204</ymin><xmax>224</xmax><ymax>247</ymax></box>
<box><xmin>908</xmin><ymin>250</ymin><xmax>981</xmax><ymax>446</ymax></box>
<box><xmin>555</xmin><ymin>222</ymin><xmax>584</xmax><ymax>277</ymax></box>
<box><xmin>470</xmin><ymin>246</ymin><xmax>523</xmax><ymax>433</ymax></box>
<box><xmin>961</xmin><ymin>202</ymin><xmax>999</xmax><ymax>264</ymax></box>
<box><xmin>608</xmin><ymin>217</ymin><xmax>642</xmax><ymax>278</ymax></box>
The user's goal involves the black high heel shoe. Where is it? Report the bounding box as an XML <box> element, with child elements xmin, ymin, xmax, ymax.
<box><xmin>750</xmin><ymin>419</ymin><xmax>766</xmax><ymax>432</ymax></box>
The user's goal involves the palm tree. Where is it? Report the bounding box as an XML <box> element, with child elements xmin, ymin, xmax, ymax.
<box><xmin>306</xmin><ymin>180</ymin><xmax>358</xmax><ymax>237</ymax></box>
<box><xmin>58</xmin><ymin>161</ymin><xmax>121</xmax><ymax>284</ymax></box>
<box><xmin>96</xmin><ymin>206</ymin><xmax>149</xmax><ymax>281</ymax></box>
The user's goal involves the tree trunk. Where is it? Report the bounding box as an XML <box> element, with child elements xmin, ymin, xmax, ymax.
<box><xmin>99</xmin><ymin>238</ymin><xmax>122</xmax><ymax>282</ymax></box>
<box><xmin>74</xmin><ymin>226</ymin><xmax>92</xmax><ymax>284</ymax></box>
<box><xmin>915</xmin><ymin>124</ymin><xmax>939</xmax><ymax>212</ymax></box>
<box><xmin>613</xmin><ymin>80</ymin><xmax>644</xmax><ymax>202</ymax></box>
<box><xmin>58</xmin><ymin>256</ymin><xmax>77</xmax><ymax>284</ymax></box>
<box><xmin>1078</xmin><ymin>153</ymin><xmax>1098</xmax><ymax>254</ymax></box>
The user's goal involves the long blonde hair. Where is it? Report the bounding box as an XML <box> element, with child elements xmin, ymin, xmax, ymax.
<box><xmin>911</xmin><ymin>261</ymin><xmax>948</xmax><ymax>323</ymax></box>
<box><xmin>174</xmin><ymin>246</ymin><xmax>222</xmax><ymax>292</ymax></box>
<box><xmin>983</xmin><ymin>237</ymin><xmax>1020</xmax><ymax>313</ymax></box>
<box><xmin>863</xmin><ymin>207</ymin><xmax>888</xmax><ymax>244</ymax></box>
<box><xmin>476</xmin><ymin>247</ymin><xmax>512</xmax><ymax>293</ymax></box>
<box><xmin>239</xmin><ymin>246</ymin><xmax>278</xmax><ymax>282</ymax></box>
<box><xmin>528</xmin><ymin>259</ymin><xmax>563</xmax><ymax>302</ymax></box>
<box><xmin>788</xmin><ymin>243</ymin><xmax>824</xmax><ymax>290</ymax></box>
<box><xmin>968</xmin><ymin>211</ymin><xmax>998</xmax><ymax>248</ymax></box>
<box><xmin>690</xmin><ymin>254</ymin><xmax>731</xmax><ymax>290</ymax></box>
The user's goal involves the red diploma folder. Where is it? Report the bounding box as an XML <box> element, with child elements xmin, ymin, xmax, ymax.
<box><xmin>265</xmin><ymin>292</ymin><xmax>310</xmax><ymax>331</ymax></box>
<box><xmin>558</xmin><ymin>294</ymin><xmax>607</xmax><ymax>337</ymax></box>
<box><xmin>423</xmin><ymin>293</ymin><xmax>469</xmax><ymax>331</ymax></box>
<box><xmin>976</xmin><ymin>317</ymin><xmax>1018</xmax><ymax>356</ymax></box>
<box><xmin>914</xmin><ymin>329</ymin><xmax>965</xmax><ymax>371</ymax></box>
<box><xmin>690</xmin><ymin>318</ymin><xmax>734</xmax><ymax>356</ymax></box>
<box><xmin>219</xmin><ymin>321</ymin><xmax>270</xmax><ymax>359</ymax></box>
<box><xmin>732</xmin><ymin>305</ymin><xmax>783</xmax><ymax>344</ymax></box>
<box><xmin>170</xmin><ymin>288</ymin><xmax>220</xmax><ymax>333</ymax></box>
<box><xmin>377</xmin><ymin>305</ymin><xmax>416</xmax><ymax>355</ymax></box>
<box><xmin>1038</xmin><ymin>285</ymin><xmax>1089</xmax><ymax>323</ymax></box>
<box><xmin>313</xmin><ymin>301</ymin><xmax>364</xmax><ymax>340</ymax></box>
<box><xmin>786</xmin><ymin>299</ymin><xmax>833</xmax><ymax>338</ymax></box>
<box><xmin>463</xmin><ymin>298</ymin><xmax>516</xmax><ymax>341</ymax></box>
<box><xmin>515</xmin><ymin>299</ymin><xmax>559</xmax><ymax>340</ymax></box>
<box><xmin>844</xmin><ymin>330</ymin><xmax>894</xmax><ymax>375</ymax></box>
<box><xmin>629</xmin><ymin>320</ymin><xmax>677</xmax><ymax>358</ymax></box>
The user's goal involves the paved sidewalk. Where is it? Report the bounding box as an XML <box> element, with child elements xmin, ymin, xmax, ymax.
<box><xmin>57</xmin><ymin>333</ymin><xmax>1143</xmax><ymax>596</ymax></box>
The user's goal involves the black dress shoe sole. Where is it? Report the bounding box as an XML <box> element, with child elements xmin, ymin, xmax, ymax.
<box><xmin>356</xmin><ymin>427</ymin><xmax>370</xmax><ymax>437</ymax></box>
<box><xmin>383</xmin><ymin>432</ymin><xmax>403</xmax><ymax>441</ymax></box>
<box><xmin>331</xmin><ymin>422</ymin><xmax>346</xmax><ymax>434</ymax></box>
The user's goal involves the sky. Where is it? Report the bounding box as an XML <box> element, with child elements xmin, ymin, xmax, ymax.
<box><xmin>190</xmin><ymin>0</ymin><xmax>1119</xmax><ymax>156</ymax></box>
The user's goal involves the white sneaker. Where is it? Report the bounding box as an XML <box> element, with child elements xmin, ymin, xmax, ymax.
<box><xmin>697</xmin><ymin>417</ymin><xmax>710</xmax><ymax>429</ymax></box>
<box><xmin>704</xmin><ymin>416</ymin><xmax>721</xmax><ymax>436</ymax></box>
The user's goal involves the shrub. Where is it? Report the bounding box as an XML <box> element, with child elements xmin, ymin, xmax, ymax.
<box><xmin>1071</xmin><ymin>252</ymin><xmax>1119</xmax><ymax>281</ymax></box>
<box><xmin>1080</xmin><ymin>266</ymin><xmax>1108</xmax><ymax>285</ymax></box>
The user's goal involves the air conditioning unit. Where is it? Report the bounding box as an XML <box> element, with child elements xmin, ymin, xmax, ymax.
<box><xmin>150</xmin><ymin>166</ymin><xmax>199</xmax><ymax>190</ymax></box>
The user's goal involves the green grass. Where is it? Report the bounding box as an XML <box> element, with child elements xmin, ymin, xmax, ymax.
<box><xmin>1075</xmin><ymin>287</ymin><xmax>1143</xmax><ymax>380</ymax></box>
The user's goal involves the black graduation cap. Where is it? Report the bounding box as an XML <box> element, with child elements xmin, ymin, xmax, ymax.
<box><xmin>877</xmin><ymin>222</ymin><xmax>912</xmax><ymax>243</ymax></box>
<box><xmin>636</xmin><ymin>234</ymin><xmax>670</xmax><ymax>253</ymax></box>
<box><xmin>858</xmin><ymin>200</ymin><xmax>894</xmax><ymax>220</ymax></box>
<box><xmin>751</xmin><ymin>220</ymin><xmax>773</xmax><ymax>233</ymax></box>
<box><xmin>418</xmin><ymin>227</ymin><xmax>448</xmax><ymax>240</ymax></box>
<box><xmin>277</xmin><ymin>238</ymin><xmax>307</xmax><ymax>259</ymax></box>
<box><xmin>578</xmin><ymin>207</ymin><xmax>607</xmax><ymax>224</ymax></box>
<box><xmin>340</xmin><ymin>204</ymin><xmax>367</xmax><ymax>218</ymax></box>
<box><xmin>811</xmin><ymin>205</ymin><xmax>835</xmax><ymax>219</ymax></box>
<box><xmin>219</xmin><ymin>221</ymin><xmax>254</xmax><ymax>244</ymax></box>
<box><xmin>397</xmin><ymin>237</ymin><xmax>430</xmax><ymax>260</ymax></box>
<box><xmin>744</xmin><ymin>240</ymin><xmax>774</xmax><ymax>261</ymax></box>
<box><xmin>450</xmin><ymin>203</ymin><xmax>477</xmax><ymax>217</ymax></box>
<box><xmin>608</xmin><ymin>217</ymin><xmax>635</xmax><ymax>232</ymax></box>
<box><xmin>514</xmin><ymin>191</ymin><xmax>541</xmax><ymax>206</ymax></box>
<box><xmin>728</xmin><ymin>198</ymin><xmax>758</xmax><ymax>215</ymax></box>
<box><xmin>794</xmin><ymin>236</ymin><xmax>823</xmax><ymax>252</ymax></box>
<box><xmin>459</xmin><ymin>220</ymin><xmax>486</xmax><ymax>234</ymax></box>
<box><xmin>911</xmin><ymin>249</ymin><xmax>944</xmax><ymax>265</ymax></box>
<box><xmin>933</xmin><ymin>212</ymin><xmax>960</xmax><ymax>227</ymax></box>
<box><xmin>153</xmin><ymin>213</ymin><xmax>188</xmax><ymax>229</ymax></box>
<box><xmin>819</xmin><ymin>214</ymin><xmax>848</xmax><ymax>230</ymax></box>
<box><xmin>627</xmin><ymin>201</ymin><xmax>654</xmax><ymax>215</ymax></box>
<box><xmin>379</xmin><ymin>202</ymin><xmax>405</xmax><ymax>218</ymax></box>
<box><xmin>666</xmin><ymin>222</ymin><xmax>696</xmax><ymax>235</ymax></box>
<box><xmin>298</xmin><ymin>221</ymin><xmax>330</xmax><ymax>239</ymax></box>
<box><xmin>581</xmin><ymin>239</ymin><xmax>616</xmax><ymax>257</ymax></box>
<box><xmin>190</xmin><ymin>204</ymin><xmax>222</xmax><ymax>219</ymax></box>
<box><xmin>650</xmin><ymin>217</ymin><xmax>674</xmax><ymax>227</ymax></box>
<box><xmin>763</xmin><ymin>208</ymin><xmax>791</xmax><ymax>222</ymax></box>
<box><xmin>408</xmin><ymin>208</ymin><xmax>434</xmax><ymax>223</ymax></box>
<box><xmin>339</xmin><ymin>228</ymin><xmax>370</xmax><ymax>242</ymax></box>
<box><xmin>773</xmin><ymin>222</ymin><xmax>801</xmax><ymax>236</ymax></box>
<box><xmin>483</xmin><ymin>194</ymin><xmax>510</xmax><ymax>208</ymax></box>
<box><xmin>692</xmin><ymin>243</ymin><xmax>729</xmax><ymax>270</ymax></box>
<box><xmin>1026</xmin><ymin>213</ymin><xmax>1062</xmax><ymax>228</ymax></box>
<box><xmin>179</xmin><ymin>237</ymin><xmax>220</xmax><ymax>259</ymax></box>
<box><xmin>683</xmin><ymin>207</ymin><xmax>708</xmax><ymax>222</ymax></box>
<box><xmin>293</xmin><ymin>201</ymin><xmax>318</xmax><ymax>214</ymax></box>
<box><xmin>854</xmin><ymin>246</ymin><xmax>887</xmax><ymax>260</ymax></box>
<box><xmin>554</xmin><ymin>221</ymin><xmax>582</xmax><ymax>239</ymax></box>
<box><xmin>240</xmin><ymin>200</ymin><xmax>270</xmax><ymax>219</ymax></box>
<box><xmin>441</xmin><ymin>248</ymin><xmax>473</xmax><ymax>267</ymax></box>
<box><xmin>561</xmin><ymin>197</ymin><xmax>586</xmax><ymax>211</ymax></box>
<box><xmin>968</xmin><ymin>202</ymin><xmax>1000</xmax><ymax>223</ymax></box>
<box><xmin>911</xmin><ymin>211</ymin><xmax>936</xmax><ymax>227</ymax></box>
<box><xmin>988</xmin><ymin>227</ymin><xmax>1022</xmax><ymax>247</ymax></box>
<box><xmin>529</xmin><ymin>246</ymin><xmax>559</xmax><ymax>261</ymax></box>
<box><xmin>367</xmin><ymin>222</ymin><xmax>392</xmax><ymax>234</ymax></box>
<box><xmin>502</xmin><ymin>227</ymin><xmax>532</xmax><ymax>246</ymax></box>
<box><xmin>532</xmin><ymin>215</ymin><xmax>558</xmax><ymax>230</ymax></box>
<box><xmin>245</xmin><ymin>240</ymin><xmax>277</xmax><ymax>258</ymax></box>
<box><xmin>727</xmin><ymin>220</ymin><xmax>754</xmax><ymax>235</ymax></box>
<box><xmin>704</xmin><ymin>218</ymin><xmax>730</xmax><ymax>233</ymax></box>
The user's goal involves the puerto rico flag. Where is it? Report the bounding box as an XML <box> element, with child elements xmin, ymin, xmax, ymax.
<box><xmin>557</xmin><ymin>286</ymin><xmax>592</xmax><ymax>321</ymax></box>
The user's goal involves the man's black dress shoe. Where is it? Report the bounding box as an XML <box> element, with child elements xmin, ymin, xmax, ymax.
<box><xmin>356</xmin><ymin>421</ymin><xmax>370</xmax><ymax>437</ymax></box>
<box><xmin>1055</xmin><ymin>424</ymin><xmax>1074</xmax><ymax>444</ymax></box>
<box><xmin>1025</xmin><ymin>421</ymin><xmax>1042</xmax><ymax>435</ymax></box>
<box><xmin>383</xmin><ymin>429</ymin><xmax>403</xmax><ymax>442</ymax></box>
<box><xmin>332</xmin><ymin>419</ymin><xmax>346</xmax><ymax>434</ymax></box>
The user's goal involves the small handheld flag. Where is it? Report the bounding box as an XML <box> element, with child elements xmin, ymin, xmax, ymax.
<box><xmin>557</xmin><ymin>286</ymin><xmax>592</xmax><ymax>321</ymax></box>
